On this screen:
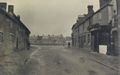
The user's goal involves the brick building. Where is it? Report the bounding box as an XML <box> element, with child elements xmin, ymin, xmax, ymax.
<box><xmin>72</xmin><ymin>0</ymin><xmax>119</xmax><ymax>55</ymax></box>
<box><xmin>0</xmin><ymin>3</ymin><xmax>30</xmax><ymax>55</ymax></box>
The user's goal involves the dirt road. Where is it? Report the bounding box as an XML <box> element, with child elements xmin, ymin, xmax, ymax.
<box><xmin>23</xmin><ymin>45</ymin><xmax>118</xmax><ymax>75</ymax></box>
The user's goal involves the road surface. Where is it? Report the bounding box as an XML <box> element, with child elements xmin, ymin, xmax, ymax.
<box><xmin>22</xmin><ymin>45</ymin><xmax>118</xmax><ymax>75</ymax></box>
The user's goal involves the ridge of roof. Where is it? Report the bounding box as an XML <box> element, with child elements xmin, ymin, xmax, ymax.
<box><xmin>72</xmin><ymin>3</ymin><xmax>113</xmax><ymax>30</ymax></box>
<box><xmin>0</xmin><ymin>6</ymin><xmax>30</xmax><ymax>34</ymax></box>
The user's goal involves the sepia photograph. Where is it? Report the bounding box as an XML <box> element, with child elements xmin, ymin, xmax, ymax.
<box><xmin>0</xmin><ymin>0</ymin><xmax>119</xmax><ymax>75</ymax></box>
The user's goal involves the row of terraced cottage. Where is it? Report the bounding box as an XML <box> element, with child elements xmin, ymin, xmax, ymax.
<box><xmin>71</xmin><ymin>0</ymin><xmax>119</xmax><ymax>56</ymax></box>
<box><xmin>0</xmin><ymin>3</ymin><xmax>30</xmax><ymax>56</ymax></box>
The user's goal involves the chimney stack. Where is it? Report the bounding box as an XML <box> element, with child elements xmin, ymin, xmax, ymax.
<box><xmin>87</xmin><ymin>5</ymin><xmax>94</xmax><ymax>15</ymax></box>
<box><xmin>0</xmin><ymin>3</ymin><xmax>7</xmax><ymax>10</ymax></box>
<box><xmin>17</xmin><ymin>15</ymin><xmax>20</xmax><ymax>20</ymax></box>
<box><xmin>8</xmin><ymin>5</ymin><xmax>14</xmax><ymax>13</ymax></box>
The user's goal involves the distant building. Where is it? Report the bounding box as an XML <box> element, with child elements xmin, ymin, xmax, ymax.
<box><xmin>72</xmin><ymin>0</ymin><xmax>119</xmax><ymax>55</ymax></box>
<box><xmin>0</xmin><ymin>3</ymin><xmax>30</xmax><ymax>55</ymax></box>
<box><xmin>30</xmin><ymin>35</ymin><xmax>66</xmax><ymax>45</ymax></box>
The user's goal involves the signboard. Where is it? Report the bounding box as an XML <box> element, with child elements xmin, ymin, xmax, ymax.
<box><xmin>99</xmin><ymin>45</ymin><xmax>107</xmax><ymax>54</ymax></box>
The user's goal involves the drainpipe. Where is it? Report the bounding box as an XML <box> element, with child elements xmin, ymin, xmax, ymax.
<box><xmin>107</xmin><ymin>21</ymin><xmax>113</xmax><ymax>55</ymax></box>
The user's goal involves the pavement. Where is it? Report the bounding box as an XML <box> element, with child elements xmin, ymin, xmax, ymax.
<box><xmin>69</xmin><ymin>47</ymin><xmax>119</xmax><ymax>71</ymax></box>
<box><xmin>22</xmin><ymin>45</ymin><xmax>119</xmax><ymax>75</ymax></box>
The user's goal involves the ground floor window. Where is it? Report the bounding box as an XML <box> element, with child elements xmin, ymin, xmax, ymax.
<box><xmin>10</xmin><ymin>33</ymin><xmax>15</xmax><ymax>43</ymax></box>
<box><xmin>83</xmin><ymin>35</ymin><xmax>86</xmax><ymax>43</ymax></box>
<box><xmin>0</xmin><ymin>32</ymin><xmax>3</xmax><ymax>44</ymax></box>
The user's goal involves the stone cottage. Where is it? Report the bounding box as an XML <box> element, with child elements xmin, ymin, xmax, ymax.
<box><xmin>0</xmin><ymin>3</ymin><xmax>30</xmax><ymax>55</ymax></box>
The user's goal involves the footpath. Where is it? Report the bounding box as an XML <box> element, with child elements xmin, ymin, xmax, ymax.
<box><xmin>68</xmin><ymin>47</ymin><xmax>119</xmax><ymax>72</ymax></box>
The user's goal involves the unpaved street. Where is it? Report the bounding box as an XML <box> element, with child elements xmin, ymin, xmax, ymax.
<box><xmin>23</xmin><ymin>45</ymin><xmax>118</xmax><ymax>75</ymax></box>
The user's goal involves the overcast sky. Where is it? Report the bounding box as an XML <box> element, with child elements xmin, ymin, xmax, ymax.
<box><xmin>1</xmin><ymin>0</ymin><xmax>99</xmax><ymax>36</ymax></box>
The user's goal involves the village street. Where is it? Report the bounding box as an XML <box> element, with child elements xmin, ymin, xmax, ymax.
<box><xmin>22</xmin><ymin>45</ymin><xmax>119</xmax><ymax>75</ymax></box>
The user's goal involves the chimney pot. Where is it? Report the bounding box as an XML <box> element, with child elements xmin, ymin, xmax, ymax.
<box><xmin>87</xmin><ymin>5</ymin><xmax>94</xmax><ymax>15</ymax></box>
